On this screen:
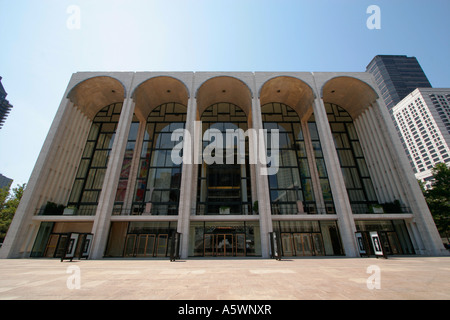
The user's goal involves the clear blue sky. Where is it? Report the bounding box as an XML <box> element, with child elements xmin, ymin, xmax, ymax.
<box><xmin>1</xmin><ymin>0</ymin><xmax>449</xmax><ymax>186</ymax></box>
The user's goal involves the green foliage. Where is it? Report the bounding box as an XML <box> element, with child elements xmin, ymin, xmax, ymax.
<box><xmin>43</xmin><ymin>201</ymin><xmax>65</xmax><ymax>215</ymax></box>
<box><xmin>423</xmin><ymin>163</ymin><xmax>450</xmax><ymax>242</ymax></box>
<box><xmin>0</xmin><ymin>183</ymin><xmax>26</xmax><ymax>241</ymax></box>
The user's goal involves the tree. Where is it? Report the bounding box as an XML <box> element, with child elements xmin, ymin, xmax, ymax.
<box><xmin>0</xmin><ymin>183</ymin><xmax>26</xmax><ymax>241</ymax></box>
<box><xmin>423</xmin><ymin>163</ymin><xmax>450</xmax><ymax>244</ymax></box>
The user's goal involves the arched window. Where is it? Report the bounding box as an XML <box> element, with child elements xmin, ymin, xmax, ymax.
<box><xmin>132</xmin><ymin>103</ymin><xmax>187</xmax><ymax>215</ymax></box>
<box><xmin>196</xmin><ymin>103</ymin><xmax>252</xmax><ymax>215</ymax></box>
<box><xmin>68</xmin><ymin>102</ymin><xmax>123</xmax><ymax>215</ymax></box>
<box><xmin>325</xmin><ymin>103</ymin><xmax>377</xmax><ymax>213</ymax></box>
<box><xmin>262</xmin><ymin>103</ymin><xmax>318</xmax><ymax>214</ymax></box>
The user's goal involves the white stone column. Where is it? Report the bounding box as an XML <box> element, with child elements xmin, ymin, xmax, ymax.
<box><xmin>371</xmin><ymin>100</ymin><xmax>447</xmax><ymax>256</ymax></box>
<box><xmin>90</xmin><ymin>98</ymin><xmax>136</xmax><ymax>259</ymax></box>
<box><xmin>312</xmin><ymin>98</ymin><xmax>359</xmax><ymax>257</ymax></box>
<box><xmin>0</xmin><ymin>98</ymin><xmax>75</xmax><ymax>258</ymax></box>
<box><xmin>178</xmin><ymin>97</ymin><xmax>197</xmax><ymax>259</ymax></box>
<box><xmin>252</xmin><ymin>97</ymin><xmax>273</xmax><ymax>258</ymax></box>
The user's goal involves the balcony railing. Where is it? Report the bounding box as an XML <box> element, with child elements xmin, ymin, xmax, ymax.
<box><xmin>351</xmin><ymin>203</ymin><xmax>412</xmax><ymax>214</ymax></box>
<box><xmin>194</xmin><ymin>203</ymin><xmax>255</xmax><ymax>215</ymax></box>
<box><xmin>35</xmin><ymin>206</ymin><xmax>97</xmax><ymax>216</ymax></box>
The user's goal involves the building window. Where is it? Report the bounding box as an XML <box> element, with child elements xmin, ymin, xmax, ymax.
<box><xmin>68</xmin><ymin>102</ymin><xmax>123</xmax><ymax>215</ymax></box>
<box><xmin>261</xmin><ymin>103</ymin><xmax>334</xmax><ymax>215</ymax></box>
<box><xmin>325</xmin><ymin>103</ymin><xmax>378</xmax><ymax>214</ymax></box>
<box><xmin>113</xmin><ymin>117</ymin><xmax>140</xmax><ymax>214</ymax></box>
<box><xmin>132</xmin><ymin>103</ymin><xmax>187</xmax><ymax>215</ymax></box>
<box><xmin>196</xmin><ymin>103</ymin><xmax>252</xmax><ymax>215</ymax></box>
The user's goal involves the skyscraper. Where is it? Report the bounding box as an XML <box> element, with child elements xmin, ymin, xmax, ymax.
<box><xmin>392</xmin><ymin>88</ymin><xmax>450</xmax><ymax>188</ymax></box>
<box><xmin>366</xmin><ymin>55</ymin><xmax>432</xmax><ymax>113</ymax></box>
<box><xmin>0</xmin><ymin>77</ymin><xmax>13</xmax><ymax>129</ymax></box>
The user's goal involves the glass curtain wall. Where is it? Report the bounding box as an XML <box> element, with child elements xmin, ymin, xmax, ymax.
<box><xmin>261</xmin><ymin>103</ymin><xmax>315</xmax><ymax>214</ymax></box>
<box><xmin>325</xmin><ymin>103</ymin><xmax>378</xmax><ymax>214</ymax></box>
<box><xmin>67</xmin><ymin>102</ymin><xmax>122</xmax><ymax>215</ymax></box>
<box><xmin>113</xmin><ymin>116</ymin><xmax>140</xmax><ymax>214</ymax></box>
<box><xmin>196</xmin><ymin>103</ymin><xmax>252</xmax><ymax>215</ymax></box>
<box><xmin>132</xmin><ymin>103</ymin><xmax>186</xmax><ymax>215</ymax></box>
<box><xmin>307</xmin><ymin>120</ymin><xmax>335</xmax><ymax>214</ymax></box>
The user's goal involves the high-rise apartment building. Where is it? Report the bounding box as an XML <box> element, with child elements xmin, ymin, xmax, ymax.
<box><xmin>392</xmin><ymin>88</ymin><xmax>450</xmax><ymax>187</ymax></box>
<box><xmin>0</xmin><ymin>71</ymin><xmax>446</xmax><ymax>260</ymax></box>
<box><xmin>366</xmin><ymin>55</ymin><xmax>432</xmax><ymax>113</ymax></box>
<box><xmin>0</xmin><ymin>77</ymin><xmax>14</xmax><ymax>129</ymax></box>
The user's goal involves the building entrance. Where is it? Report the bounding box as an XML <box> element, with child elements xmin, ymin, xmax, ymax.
<box><xmin>204</xmin><ymin>233</ymin><xmax>246</xmax><ymax>256</ymax></box>
<box><xmin>124</xmin><ymin>233</ymin><xmax>169</xmax><ymax>257</ymax></box>
<box><xmin>280</xmin><ymin>232</ymin><xmax>325</xmax><ymax>256</ymax></box>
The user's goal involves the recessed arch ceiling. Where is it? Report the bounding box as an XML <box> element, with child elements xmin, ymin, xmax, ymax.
<box><xmin>133</xmin><ymin>76</ymin><xmax>189</xmax><ymax>121</ymax></box>
<box><xmin>196</xmin><ymin>76</ymin><xmax>253</xmax><ymax>119</ymax></box>
<box><xmin>321</xmin><ymin>76</ymin><xmax>379</xmax><ymax>119</ymax></box>
<box><xmin>67</xmin><ymin>76</ymin><xmax>126</xmax><ymax>120</ymax></box>
<box><xmin>259</xmin><ymin>76</ymin><xmax>315</xmax><ymax>120</ymax></box>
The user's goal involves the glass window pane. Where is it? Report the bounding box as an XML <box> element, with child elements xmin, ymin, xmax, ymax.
<box><xmin>128</xmin><ymin>122</ymin><xmax>139</xmax><ymax>141</ymax></box>
<box><xmin>82</xmin><ymin>142</ymin><xmax>95</xmax><ymax>158</ymax></box>
<box><xmin>93</xmin><ymin>169</ymin><xmax>106</xmax><ymax>189</ymax></box>
<box><xmin>76</xmin><ymin>159</ymin><xmax>90</xmax><ymax>178</ymax></box>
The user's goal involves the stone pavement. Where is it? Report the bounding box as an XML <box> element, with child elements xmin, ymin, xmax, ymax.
<box><xmin>0</xmin><ymin>256</ymin><xmax>449</xmax><ymax>300</ymax></box>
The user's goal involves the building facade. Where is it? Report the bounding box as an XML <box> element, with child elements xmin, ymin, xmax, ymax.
<box><xmin>0</xmin><ymin>174</ymin><xmax>13</xmax><ymax>191</ymax></box>
<box><xmin>0</xmin><ymin>72</ymin><xmax>446</xmax><ymax>259</ymax></box>
<box><xmin>366</xmin><ymin>55</ymin><xmax>432</xmax><ymax>114</ymax></box>
<box><xmin>392</xmin><ymin>88</ymin><xmax>450</xmax><ymax>188</ymax></box>
<box><xmin>0</xmin><ymin>76</ymin><xmax>14</xmax><ymax>129</ymax></box>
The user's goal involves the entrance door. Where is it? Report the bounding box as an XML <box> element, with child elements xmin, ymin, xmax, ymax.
<box><xmin>44</xmin><ymin>234</ymin><xmax>60</xmax><ymax>257</ymax></box>
<box><xmin>124</xmin><ymin>234</ymin><xmax>137</xmax><ymax>257</ymax></box>
<box><xmin>281</xmin><ymin>233</ymin><xmax>295</xmax><ymax>256</ymax></box>
<box><xmin>235</xmin><ymin>233</ymin><xmax>246</xmax><ymax>256</ymax></box>
<box><xmin>204</xmin><ymin>234</ymin><xmax>215</xmax><ymax>256</ymax></box>
<box><xmin>124</xmin><ymin>234</ymin><xmax>167</xmax><ymax>257</ymax></box>
<box><xmin>312</xmin><ymin>233</ymin><xmax>325</xmax><ymax>256</ymax></box>
<box><xmin>216</xmin><ymin>234</ymin><xmax>233</xmax><ymax>256</ymax></box>
<box><xmin>386</xmin><ymin>231</ymin><xmax>402</xmax><ymax>255</ymax></box>
<box><xmin>203</xmin><ymin>233</ymin><xmax>245</xmax><ymax>256</ymax></box>
<box><xmin>156</xmin><ymin>234</ymin><xmax>168</xmax><ymax>257</ymax></box>
<box><xmin>136</xmin><ymin>234</ymin><xmax>156</xmax><ymax>257</ymax></box>
<box><xmin>300</xmin><ymin>233</ymin><xmax>313</xmax><ymax>256</ymax></box>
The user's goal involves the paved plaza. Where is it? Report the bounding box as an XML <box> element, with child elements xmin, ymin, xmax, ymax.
<box><xmin>0</xmin><ymin>256</ymin><xmax>449</xmax><ymax>300</ymax></box>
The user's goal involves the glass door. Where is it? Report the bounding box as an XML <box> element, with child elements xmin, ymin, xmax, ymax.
<box><xmin>292</xmin><ymin>233</ymin><xmax>302</xmax><ymax>256</ymax></box>
<box><xmin>135</xmin><ymin>234</ymin><xmax>157</xmax><ymax>257</ymax></box>
<box><xmin>386</xmin><ymin>231</ymin><xmax>402</xmax><ymax>254</ymax></box>
<box><xmin>156</xmin><ymin>234</ymin><xmax>168</xmax><ymax>257</ymax></box>
<box><xmin>204</xmin><ymin>234</ymin><xmax>215</xmax><ymax>256</ymax></box>
<box><xmin>301</xmin><ymin>233</ymin><xmax>313</xmax><ymax>256</ymax></box>
<box><xmin>281</xmin><ymin>233</ymin><xmax>295</xmax><ymax>256</ymax></box>
<box><xmin>124</xmin><ymin>234</ymin><xmax>137</xmax><ymax>257</ymax></box>
<box><xmin>44</xmin><ymin>234</ymin><xmax>60</xmax><ymax>258</ymax></box>
<box><xmin>146</xmin><ymin>234</ymin><xmax>156</xmax><ymax>256</ymax></box>
<box><xmin>55</xmin><ymin>234</ymin><xmax>69</xmax><ymax>258</ymax></box>
<box><xmin>235</xmin><ymin>233</ymin><xmax>246</xmax><ymax>256</ymax></box>
<box><xmin>136</xmin><ymin>235</ymin><xmax>148</xmax><ymax>256</ymax></box>
<box><xmin>312</xmin><ymin>233</ymin><xmax>325</xmax><ymax>256</ymax></box>
<box><xmin>216</xmin><ymin>234</ymin><xmax>234</xmax><ymax>256</ymax></box>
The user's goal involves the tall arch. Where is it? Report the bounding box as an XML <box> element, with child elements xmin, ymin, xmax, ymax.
<box><xmin>67</xmin><ymin>76</ymin><xmax>126</xmax><ymax>120</ymax></box>
<box><xmin>195</xmin><ymin>76</ymin><xmax>253</xmax><ymax>121</ymax></box>
<box><xmin>259</xmin><ymin>76</ymin><xmax>316</xmax><ymax>121</ymax></box>
<box><xmin>321</xmin><ymin>76</ymin><xmax>379</xmax><ymax>119</ymax></box>
<box><xmin>132</xmin><ymin>76</ymin><xmax>190</xmax><ymax>121</ymax></box>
